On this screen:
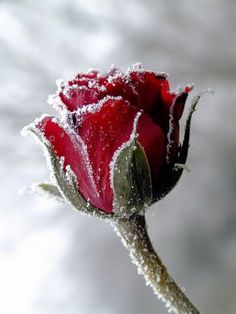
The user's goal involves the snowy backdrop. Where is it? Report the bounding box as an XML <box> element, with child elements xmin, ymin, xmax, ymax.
<box><xmin>1</xmin><ymin>0</ymin><xmax>236</xmax><ymax>313</ymax></box>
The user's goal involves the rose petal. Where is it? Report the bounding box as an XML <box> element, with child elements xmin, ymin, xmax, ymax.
<box><xmin>105</xmin><ymin>71</ymin><xmax>167</xmax><ymax>114</ymax></box>
<box><xmin>59</xmin><ymin>74</ymin><xmax>108</xmax><ymax>112</ymax></box>
<box><xmin>128</xmin><ymin>71</ymin><xmax>166</xmax><ymax>111</ymax></box>
<box><xmin>59</xmin><ymin>86</ymin><xmax>102</xmax><ymax>111</ymax></box>
<box><xmin>36</xmin><ymin>116</ymin><xmax>103</xmax><ymax>210</ymax></box>
<box><xmin>77</xmin><ymin>98</ymin><xmax>138</xmax><ymax>212</ymax></box>
<box><xmin>174</xmin><ymin>87</ymin><xmax>193</xmax><ymax>120</ymax></box>
<box><xmin>137</xmin><ymin>113</ymin><xmax>166</xmax><ymax>189</ymax></box>
<box><xmin>161</xmin><ymin>81</ymin><xmax>193</xmax><ymax>121</ymax></box>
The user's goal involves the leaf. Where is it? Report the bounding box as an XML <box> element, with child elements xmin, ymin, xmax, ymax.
<box><xmin>37</xmin><ymin>182</ymin><xmax>64</xmax><ymax>200</ymax></box>
<box><xmin>112</xmin><ymin>140</ymin><xmax>152</xmax><ymax>216</ymax></box>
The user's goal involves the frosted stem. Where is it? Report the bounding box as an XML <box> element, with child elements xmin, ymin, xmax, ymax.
<box><xmin>113</xmin><ymin>214</ymin><xmax>200</xmax><ymax>314</ymax></box>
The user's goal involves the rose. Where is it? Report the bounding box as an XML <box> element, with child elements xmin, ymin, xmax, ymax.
<box><xmin>23</xmin><ymin>65</ymin><xmax>203</xmax><ymax>313</ymax></box>
<box><xmin>26</xmin><ymin>64</ymin><xmax>193</xmax><ymax>216</ymax></box>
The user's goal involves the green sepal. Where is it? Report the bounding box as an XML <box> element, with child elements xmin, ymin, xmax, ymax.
<box><xmin>112</xmin><ymin>140</ymin><xmax>152</xmax><ymax>217</ymax></box>
<box><xmin>151</xmin><ymin>90</ymin><xmax>211</xmax><ymax>204</ymax></box>
<box><xmin>36</xmin><ymin>182</ymin><xmax>64</xmax><ymax>200</ymax></box>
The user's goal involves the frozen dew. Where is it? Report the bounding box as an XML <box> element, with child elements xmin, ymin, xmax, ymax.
<box><xmin>63</xmin><ymin>84</ymin><xmax>80</xmax><ymax>99</ymax></box>
<box><xmin>165</xmin><ymin>301</ymin><xmax>171</xmax><ymax>308</ymax></box>
<box><xmin>174</xmin><ymin>83</ymin><xmax>194</xmax><ymax>95</ymax></box>
<box><xmin>59</xmin><ymin>156</ymin><xmax>65</xmax><ymax>169</ymax></box>
<box><xmin>65</xmin><ymin>164</ymin><xmax>77</xmax><ymax>186</ymax></box>
<box><xmin>21</xmin><ymin>114</ymin><xmax>51</xmax><ymax>145</ymax></box>
<box><xmin>87</xmin><ymin>80</ymin><xmax>96</xmax><ymax>89</ymax></box>
<box><xmin>87</xmin><ymin>68</ymin><xmax>99</xmax><ymax>75</ymax></box>
<box><xmin>127</xmin><ymin>62</ymin><xmax>168</xmax><ymax>79</ymax></box>
<box><xmin>107</xmin><ymin>64</ymin><xmax>122</xmax><ymax>83</ymax></box>
<box><xmin>174</xmin><ymin>163</ymin><xmax>191</xmax><ymax>172</ymax></box>
<box><xmin>107</xmin><ymin>64</ymin><xmax>122</xmax><ymax>76</ymax></box>
<box><xmin>86</xmin><ymin>198</ymin><xmax>91</xmax><ymax>208</ymax></box>
<box><xmin>49</xmin><ymin>116</ymin><xmax>100</xmax><ymax>198</ymax></box>
<box><xmin>166</xmin><ymin>95</ymin><xmax>176</xmax><ymax>164</ymax></box>
<box><xmin>55</xmin><ymin>78</ymin><xmax>66</xmax><ymax>90</ymax></box>
<box><xmin>131</xmin><ymin>62</ymin><xmax>143</xmax><ymax>71</ymax></box>
<box><xmin>48</xmin><ymin>93</ymin><xmax>66</xmax><ymax>111</ymax></box>
<box><xmin>126</xmin><ymin>62</ymin><xmax>145</xmax><ymax>76</ymax></box>
<box><xmin>56</xmin><ymin>109</ymin><xmax>75</xmax><ymax>131</ymax></box>
<box><xmin>47</xmin><ymin>79</ymin><xmax>69</xmax><ymax>111</ymax></box>
<box><xmin>48</xmin><ymin>135</ymin><xmax>55</xmax><ymax>142</ymax></box>
<box><xmin>75</xmin><ymin>95</ymin><xmax>122</xmax><ymax>117</ymax></box>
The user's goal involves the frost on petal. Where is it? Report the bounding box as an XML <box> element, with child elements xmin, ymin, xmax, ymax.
<box><xmin>74</xmin><ymin>98</ymin><xmax>143</xmax><ymax>213</ymax></box>
<box><xmin>127</xmin><ymin>71</ymin><xmax>167</xmax><ymax>112</ymax></box>
<box><xmin>173</xmin><ymin>85</ymin><xmax>194</xmax><ymax>121</ymax></box>
<box><xmin>59</xmin><ymin>86</ymin><xmax>102</xmax><ymax>111</ymax></box>
<box><xmin>105</xmin><ymin>69</ymin><xmax>167</xmax><ymax>118</ymax></box>
<box><xmin>161</xmin><ymin>81</ymin><xmax>193</xmax><ymax>122</ymax></box>
<box><xmin>50</xmin><ymin>71</ymin><xmax>108</xmax><ymax>112</ymax></box>
<box><xmin>24</xmin><ymin>117</ymin><xmax>112</xmax><ymax>218</ymax></box>
<box><xmin>35</xmin><ymin>116</ymin><xmax>104</xmax><ymax>210</ymax></box>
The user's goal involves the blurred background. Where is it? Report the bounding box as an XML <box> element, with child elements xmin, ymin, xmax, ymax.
<box><xmin>1</xmin><ymin>0</ymin><xmax>236</xmax><ymax>313</ymax></box>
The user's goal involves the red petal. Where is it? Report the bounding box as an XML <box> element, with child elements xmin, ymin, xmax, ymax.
<box><xmin>105</xmin><ymin>71</ymin><xmax>166</xmax><ymax>114</ymax></box>
<box><xmin>137</xmin><ymin>114</ymin><xmax>166</xmax><ymax>188</ymax></box>
<box><xmin>77</xmin><ymin>98</ymin><xmax>139</xmax><ymax>212</ymax></box>
<box><xmin>75</xmin><ymin>71</ymin><xmax>99</xmax><ymax>80</ymax></box>
<box><xmin>159</xmin><ymin>82</ymin><xmax>192</xmax><ymax>163</ymax></box>
<box><xmin>59</xmin><ymin>87</ymin><xmax>102</xmax><ymax>111</ymax></box>
<box><xmin>161</xmin><ymin>81</ymin><xmax>193</xmax><ymax>121</ymax></box>
<box><xmin>128</xmin><ymin>71</ymin><xmax>166</xmax><ymax>112</ymax></box>
<box><xmin>174</xmin><ymin>85</ymin><xmax>193</xmax><ymax>120</ymax></box>
<box><xmin>36</xmin><ymin>116</ymin><xmax>103</xmax><ymax>210</ymax></box>
<box><xmin>59</xmin><ymin>73</ymin><xmax>107</xmax><ymax>112</ymax></box>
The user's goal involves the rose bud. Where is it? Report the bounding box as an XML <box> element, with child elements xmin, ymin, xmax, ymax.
<box><xmin>23</xmin><ymin>64</ymin><xmax>197</xmax><ymax>218</ymax></box>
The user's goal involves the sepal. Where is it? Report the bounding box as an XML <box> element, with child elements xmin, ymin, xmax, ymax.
<box><xmin>151</xmin><ymin>91</ymin><xmax>210</xmax><ymax>203</ymax></box>
<box><xmin>112</xmin><ymin>139</ymin><xmax>152</xmax><ymax>217</ymax></box>
<box><xmin>35</xmin><ymin>182</ymin><xmax>64</xmax><ymax>201</ymax></box>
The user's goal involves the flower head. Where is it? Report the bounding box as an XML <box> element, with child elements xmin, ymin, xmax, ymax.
<box><xmin>24</xmin><ymin>64</ymin><xmax>195</xmax><ymax>217</ymax></box>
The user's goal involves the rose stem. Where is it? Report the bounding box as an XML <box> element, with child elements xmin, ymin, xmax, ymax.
<box><xmin>113</xmin><ymin>214</ymin><xmax>200</xmax><ymax>314</ymax></box>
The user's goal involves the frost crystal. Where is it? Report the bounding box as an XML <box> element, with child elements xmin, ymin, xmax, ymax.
<box><xmin>75</xmin><ymin>95</ymin><xmax>122</xmax><ymax>117</ymax></box>
<box><xmin>174</xmin><ymin>163</ymin><xmax>191</xmax><ymax>172</ymax></box>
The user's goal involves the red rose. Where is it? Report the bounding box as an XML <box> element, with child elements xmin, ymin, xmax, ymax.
<box><xmin>29</xmin><ymin>65</ymin><xmax>193</xmax><ymax>215</ymax></box>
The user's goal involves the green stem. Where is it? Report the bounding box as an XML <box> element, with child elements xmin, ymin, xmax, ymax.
<box><xmin>113</xmin><ymin>214</ymin><xmax>200</xmax><ymax>314</ymax></box>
